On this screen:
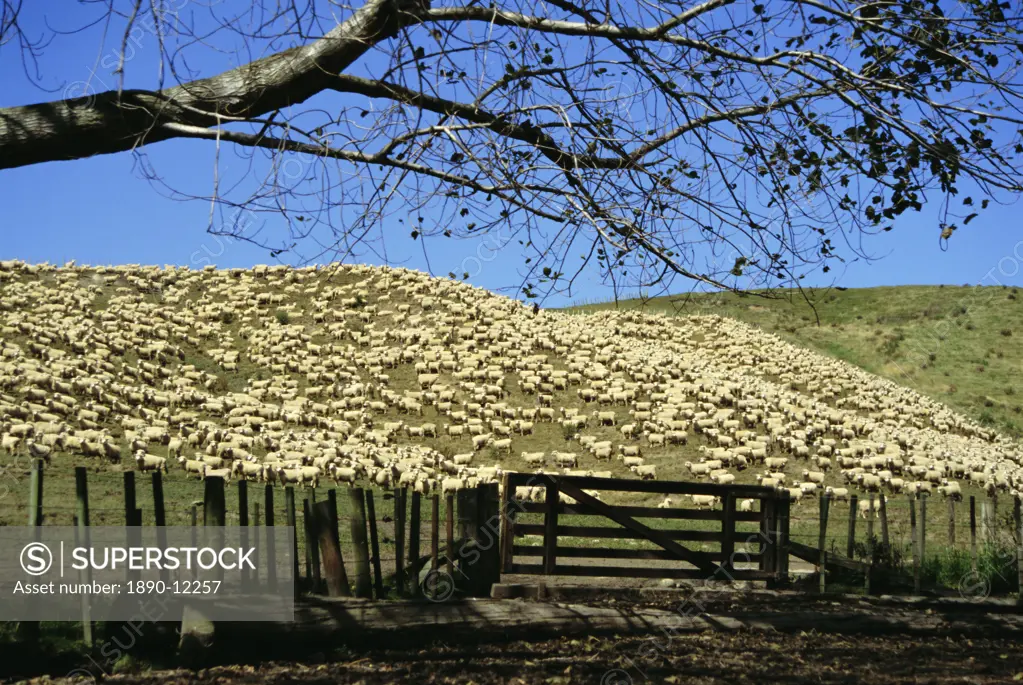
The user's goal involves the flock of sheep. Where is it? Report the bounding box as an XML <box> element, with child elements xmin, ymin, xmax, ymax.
<box><xmin>0</xmin><ymin>259</ymin><xmax>1019</xmax><ymax>518</ymax></box>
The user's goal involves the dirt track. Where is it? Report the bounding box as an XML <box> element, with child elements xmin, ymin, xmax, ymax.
<box><xmin>32</xmin><ymin>593</ymin><xmax>1023</xmax><ymax>685</ymax></box>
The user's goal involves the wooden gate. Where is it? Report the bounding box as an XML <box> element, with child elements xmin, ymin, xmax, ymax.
<box><xmin>499</xmin><ymin>473</ymin><xmax>789</xmax><ymax>583</ymax></box>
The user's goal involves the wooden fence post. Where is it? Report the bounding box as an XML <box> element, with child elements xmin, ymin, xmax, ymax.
<box><xmin>721</xmin><ymin>492</ymin><xmax>735</xmax><ymax>573</ymax></box>
<box><xmin>446</xmin><ymin>493</ymin><xmax>455</xmax><ymax>578</ymax></box>
<box><xmin>365</xmin><ymin>491</ymin><xmax>384</xmax><ymax>598</ymax></box>
<box><xmin>190</xmin><ymin>504</ymin><xmax>198</xmax><ymax>579</ymax></box>
<box><xmin>948</xmin><ymin>498</ymin><xmax>956</xmax><ymax>548</ymax></box>
<box><xmin>777</xmin><ymin>494</ymin><xmax>790</xmax><ymax>585</ymax></box>
<box><xmin>152</xmin><ymin>472</ymin><xmax>168</xmax><ymax>584</ymax></box>
<box><xmin>408</xmin><ymin>492</ymin><xmax>422</xmax><ymax>596</ymax></box>
<box><xmin>204</xmin><ymin>476</ymin><xmax>227</xmax><ymax>583</ymax></box>
<box><xmin>123</xmin><ymin>471</ymin><xmax>141</xmax><ymax>584</ymax></box>
<box><xmin>264</xmin><ymin>484</ymin><xmax>277</xmax><ymax>593</ymax></box>
<box><xmin>847</xmin><ymin>494</ymin><xmax>858</xmax><ymax>559</ymax></box>
<box><xmin>431</xmin><ymin>494</ymin><xmax>441</xmax><ymax>573</ymax></box>
<box><xmin>910</xmin><ymin>495</ymin><xmax>920</xmax><ymax>596</ymax></box>
<box><xmin>499</xmin><ymin>475</ymin><xmax>516</xmax><ymax>575</ymax></box>
<box><xmin>349</xmin><ymin>488</ymin><xmax>373</xmax><ymax>598</ymax></box>
<box><xmin>879</xmin><ymin>493</ymin><xmax>889</xmax><ymax>547</ymax></box>
<box><xmin>477</xmin><ymin>483</ymin><xmax>501</xmax><ymax>596</ymax></box>
<box><xmin>303</xmin><ymin>498</ymin><xmax>321</xmax><ymax>593</ymax></box>
<box><xmin>394</xmin><ymin>488</ymin><xmax>406</xmax><ymax>597</ymax></box>
<box><xmin>312</xmin><ymin>499</ymin><xmax>350</xmax><ymax>597</ymax></box>
<box><xmin>238</xmin><ymin>480</ymin><xmax>249</xmax><ymax>589</ymax></box>
<box><xmin>543</xmin><ymin>479</ymin><xmax>560</xmax><ymax>577</ymax></box>
<box><xmin>818</xmin><ymin>492</ymin><xmax>830</xmax><ymax>594</ymax></box>
<box><xmin>970</xmin><ymin>495</ymin><xmax>978</xmax><ymax>573</ymax></box>
<box><xmin>1015</xmin><ymin>497</ymin><xmax>1023</xmax><ymax>603</ymax></box>
<box><xmin>253</xmin><ymin>502</ymin><xmax>261</xmax><ymax>586</ymax></box>
<box><xmin>20</xmin><ymin>459</ymin><xmax>44</xmax><ymax>642</ymax></box>
<box><xmin>865</xmin><ymin>494</ymin><xmax>874</xmax><ymax>594</ymax></box>
<box><xmin>982</xmin><ymin>499</ymin><xmax>990</xmax><ymax>543</ymax></box>
<box><xmin>284</xmin><ymin>487</ymin><xmax>299</xmax><ymax>592</ymax></box>
<box><xmin>75</xmin><ymin>467</ymin><xmax>92</xmax><ymax>647</ymax></box>
<box><xmin>920</xmin><ymin>493</ymin><xmax>928</xmax><ymax>566</ymax></box>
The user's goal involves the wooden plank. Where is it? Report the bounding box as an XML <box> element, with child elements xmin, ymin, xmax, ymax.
<box><xmin>543</xmin><ymin>481</ymin><xmax>559</xmax><ymax>574</ymax></box>
<box><xmin>787</xmin><ymin>540</ymin><xmax>870</xmax><ymax>572</ymax></box>
<box><xmin>512</xmin><ymin>545</ymin><xmax>764</xmax><ymax>563</ymax></box>
<box><xmin>477</xmin><ymin>483</ymin><xmax>502</xmax><ymax>596</ymax></box>
<box><xmin>507</xmin><ymin>563</ymin><xmax>776</xmax><ymax>581</ymax></box>
<box><xmin>920</xmin><ymin>494</ymin><xmax>928</xmax><ymax>565</ymax></box>
<box><xmin>365</xmin><ymin>491</ymin><xmax>384</xmax><ymax>599</ymax></box>
<box><xmin>253</xmin><ymin>502</ymin><xmax>261</xmax><ymax>585</ymax></box>
<box><xmin>777</xmin><ymin>494</ymin><xmax>790</xmax><ymax>584</ymax></box>
<box><xmin>554</xmin><ymin>479</ymin><xmax>716</xmax><ymax>575</ymax></box>
<box><xmin>500</xmin><ymin>475</ymin><xmax>516</xmax><ymax>573</ymax></box>
<box><xmin>865</xmin><ymin>494</ymin><xmax>874</xmax><ymax>595</ymax></box>
<box><xmin>514</xmin><ymin>502</ymin><xmax>763</xmax><ymax>522</ymax></box>
<box><xmin>74</xmin><ymin>467</ymin><xmax>92</xmax><ymax>647</ymax></box>
<box><xmin>312</xmin><ymin>499</ymin><xmax>350</xmax><ymax>597</ymax></box>
<box><xmin>408</xmin><ymin>492</ymin><xmax>421</xmax><ymax>597</ymax></box>
<box><xmin>502</xmin><ymin>472</ymin><xmax>775</xmax><ymax>498</ymax></box>
<box><xmin>514</xmin><ymin>524</ymin><xmax>726</xmax><ymax>543</ymax></box>
<box><xmin>349</xmin><ymin>488</ymin><xmax>372</xmax><ymax>598</ymax></box>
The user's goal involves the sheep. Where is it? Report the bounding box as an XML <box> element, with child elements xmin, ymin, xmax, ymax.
<box><xmin>134</xmin><ymin>451</ymin><xmax>168</xmax><ymax>473</ymax></box>
<box><xmin>26</xmin><ymin>440</ymin><xmax>52</xmax><ymax>464</ymax></box>
<box><xmin>492</xmin><ymin>438</ymin><xmax>513</xmax><ymax>454</ymax></box>
<box><xmin>205</xmin><ymin>467</ymin><xmax>233</xmax><ymax>482</ymax></box>
<box><xmin>710</xmin><ymin>472</ymin><xmax>735</xmax><ymax>485</ymax></box>
<box><xmin>233</xmin><ymin>460</ymin><xmax>264</xmax><ymax>481</ymax></box>
<box><xmin>937</xmin><ymin>481</ymin><xmax>963</xmax><ymax>501</ymax></box>
<box><xmin>689</xmin><ymin>494</ymin><xmax>719</xmax><ymax>509</ymax></box>
<box><xmin>739</xmin><ymin>499</ymin><xmax>754</xmax><ymax>513</ymax></box>
<box><xmin>521</xmin><ymin>451</ymin><xmax>545</xmax><ymax>466</ymax></box>
<box><xmin>632</xmin><ymin>464</ymin><xmax>657</xmax><ymax>480</ymax></box>
<box><xmin>554</xmin><ymin>452</ymin><xmax>578</xmax><ymax>468</ymax></box>
<box><xmin>657</xmin><ymin>496</ymin><xmax>674</xmax><ymax>509</ymax></box>
<box><xmin>824</xmin><ymin>486</ymin><xmax>849</xmax><ymax>502</ymax></box>
<box><xmin>857</xmin><ymin>498</ymin><xmax>881</xmax><ymax>519</ymax></box>
<box><xmin>801</xmin><ymin>470</ymin><xmax>825</xmax><ymax>484</ymax></box>
<box><xmin>179</xmin><ymin>457</ymin><xmax>207</xmax><ymax>479</ymax></box>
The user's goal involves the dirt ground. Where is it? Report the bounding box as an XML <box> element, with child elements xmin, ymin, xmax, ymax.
<box><xmin>35</xmin><ymin>631</ymin><xmax>1023</xmax><ymax>685</ymax></box>
<box><xmin>24</xmin><ymin>592</ymin><xmax>1023</xmax><ymax>685</ymax></box>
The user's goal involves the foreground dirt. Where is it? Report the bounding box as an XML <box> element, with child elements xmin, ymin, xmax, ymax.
<box><xmin>36</xmin><ymin>630</ymin><xmax>1023</xmax><ymax>685</ymax></box>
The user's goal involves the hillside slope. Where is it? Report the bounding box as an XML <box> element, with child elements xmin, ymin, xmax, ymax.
<box><xmin>571</xmin><ymin>285</ymin><xmax>1023</xmax><ymax>438</ymax></box>
<box><xmin>0</xmin><ymin>261</ymin><xmax>1020</xmax><ymax>538</ymax></box>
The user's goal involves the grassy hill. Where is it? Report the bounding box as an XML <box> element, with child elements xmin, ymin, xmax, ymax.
<box><xmin>1</xmin><ymin>262</ymin><xmax>1020</xmax><ymax>571</ymax></box>
<box><xmin>570</xmin><ymin>285</ymin><xmax>1023</xmax><ymax>438</ymax></box>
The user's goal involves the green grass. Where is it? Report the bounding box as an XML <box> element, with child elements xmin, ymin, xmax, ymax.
<box><xmin>568</xmin><ymin>285</ymin><xmax>1023</xmax><ymax>437</ymax></box>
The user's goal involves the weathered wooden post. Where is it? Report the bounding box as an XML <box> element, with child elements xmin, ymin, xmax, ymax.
<box><xmin>20</xmin><ymin>459</ymin><xmax>44</xmax><ymax>641</ymax></box>
<box><xmin>408</xmin><ymin>492</ymin><xmax>422</xmax><ymax>596</ymax></box>
<box><xmin>303</xmin><ymin>498</ymin><xmax>322</xmax><ymax>593</ymax></box>
<box><xmin>365</xmin><ymin>491</ymin><xmax>384</xmax><ymax>598</ymax></box>
<box><xmin>152</xmin><ymin>472</ymin><xmax>168</xmax><ymax>584</ymax></box>
<box><xmin>910</xmin><ymin>495</ymin><xmax>920</xmax><ymax>595</ymax></box>
<box><xmin>75</xmin><ymin>467</ymin><xmax>92</xmax><ymax>646</ymax></box>
<box><xmin>264</xmin><ymin>484</ymin><xmax>277</xmax><ymax>593</ymax></box>
<box><xmin>847</xmin><ymin>494</ymin><xmax>858</xmax><ymax>559</ymax></box>
<box><xmin>970</xmin><ymin>495</ymin><xmax>978</xmax><ymax>573</ymax></box>
<box><xmin>311</xmin><ymin>499</ymin><xmax>350</xmax><ymax>597</ymax></box>
<box><xmin>124</xmin><ymin>471</ymin><xmax>141</xmax><ymax>585</ymax></box>
<box><xmin>920</xmin><ymin>493</ymin><xmax>928</xmax><ymax>567</ymax></box>
<box><xmin>543</xmin><ymin>479</ymin><xmax>560</xmax><ymax>577</ymax></box>
<box><xmin>818</xmin><ymin>492</ymin><xmax>830</xmax><ymax>594</ymax></box>
<box><xmin>431</xmin><ymin>494</ymin><xmax>441</xmax><ymax>573</ymax></box>
<box><xmin>865</xmin><ymin>494</ymin><xmax>875</xmax><ymax>594</ymax></box>
<box><xmin>238</xmin><ymin>479</ymin><xmax>250</xmax><ymax>589</ymax></box>
<box><xmin>446</xmin><ymin>494</ymin><xmax>455</xmax><ymax>578</ymax></box>
<box><xmin>948</xmin><ymin>498</ymin><xmax>956</xmax><ymax>548</ymax></box>
<box><xmin>720</xmin><ymin>492</ymin><xmax>736</xmax><ymax>573</ymax></box>
<box><xmin>284</xmin><ymin>486</ymin><xmax>299</xmax><ymax>591</ymax></box>
<box><xmin>348</xmin><ymin>488</ymin><xmax>372</xmax><ymax>598</ymax></box>
<box><xmin>204</xmin><ymin>476</ymin><xmax>227</xmax><ymax>583</ymax></box>
<box><xmin>879</xmin><ymin>493</ymin><xmax>889</xmax><ymax>547</ymax></box>
<box><xmin>394</xmin><ymin>488</ymin><xmax>406</xmax><ymax>597</ymax></box>
<box><xmin>1014</xmin><ymin>496</ymin><xmax>1023</xmax><ymax>603</ymax></box>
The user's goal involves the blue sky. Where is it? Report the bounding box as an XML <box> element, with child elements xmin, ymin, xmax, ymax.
<box><xmin>2</xmin><ymin>2</ymin><xmax>1023</xmax><ymax>308</ymax></box>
